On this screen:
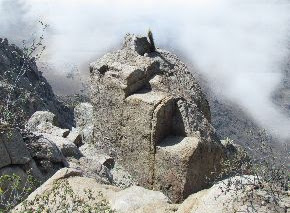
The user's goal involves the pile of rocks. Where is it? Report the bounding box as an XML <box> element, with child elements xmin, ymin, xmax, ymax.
<box><xmin>0</xmin><ymin>107</ymin><xmax>115</xmax><ymax>193</ymax></box>
<box><xmin>0</xmin><ymin>125</ymin><xmax>42</xmax><ymax>183</ymax></box>
<box><xmin>3</xmin><ymin>34</ymin><xmax>264</xmax><ymax>212</ymax></box>
<box><xmin>15</xmin><ymin>167</ymin><xmax>288</xmax><ymax>213</ymax></box>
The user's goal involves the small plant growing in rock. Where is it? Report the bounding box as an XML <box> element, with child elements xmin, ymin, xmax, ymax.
<box><xmin>0</xmin><ymin>173</ymin><xmax>39</xmax><ymax>212</ymax></box>
<box><xmin>18</xmin><ymin>179</ymin><xmax>115</xmax><ymax>213</ymax></box>
<box><xmin>148</xmin><ymin>29</ymin><xmax>156</xmax><ymax>52</ymax></box>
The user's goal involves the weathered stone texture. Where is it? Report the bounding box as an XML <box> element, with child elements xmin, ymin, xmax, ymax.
<box><xmin>90</xmin><ymin>34</ymin><xmax>225</xmax><ymax>203</ymax></box>
<box><xmin>26</xmin><ymin>111</ymin><xmax>70</xmax><ymax>137</ymax></box>
<box><xmin>0</xmin><ymin>127</ymin><xmax>31</xmax><ymax>167</ymax></box>
<box><xmin>74</xmin><ymin>103</ymin><xmax>94</xmax><ymax>144</ymax></box>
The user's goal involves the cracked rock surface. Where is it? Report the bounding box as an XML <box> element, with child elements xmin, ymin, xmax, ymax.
<box><xmin>90</xmin><ymin>34</ymin><xmax>226</xmax><ymax>203</ymax></box>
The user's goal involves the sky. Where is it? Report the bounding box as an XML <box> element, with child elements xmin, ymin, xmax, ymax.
<box><xmin>0</xmin><ymin>0</ymin><xmax>290</xmax><ymax>140</ymax></box>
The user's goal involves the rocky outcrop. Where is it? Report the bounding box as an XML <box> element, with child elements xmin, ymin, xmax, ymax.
<box><xmin>68</xmin><ymin>156</ymin><xmax>113</xmax><ymax>184</ymax></box>
<box><xmin>13</xmin><ymin>168</ymin><xmax>289</xmax><ymax>213</ymax></box>
<box><xmin>177</xmin><ymin>176</ymin><xmax>289</xmax><ymax>213</ymax></box>
<box><xmin>23</xmin><ymin>132</ymin><xmax>67</xmax><ymax>179</ymax></box>
<box><xmin>23</xmin><ymin>111</ymin><xmax>82</xmax><ymax>178</ymax></box>
<box><xmin>26</xmin><ymin>111</ymin><xmax>80</xmax><ymax>158</ymax></box>
<box><xmin>24</xmin><ymin>110</ymin><xmax>125</xmax><ymax>186</ymax></box>
<box><xmin>89</xmin><ymin>34</ymin><xmax>225</xmax><ymax>203</ymax></box>
<box><xmin>0</xmin><ymin>38</ymin><xmax>73</xmax><ymax>128</ymax></box>
<box><xmin>1</xmin><ymin>33</ymin><xmax>260</xmax><ymax>212</ymax></box>
<box><xmin>13</xmin><ymin>168</ymin><xmax>177</xmax><ymax>213</ymax></box>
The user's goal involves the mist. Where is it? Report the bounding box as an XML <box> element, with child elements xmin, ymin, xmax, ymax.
<box><xmin>1</xmin><ymin>0</ymin><xmax>290</xmax><ymax>140</ymax></box>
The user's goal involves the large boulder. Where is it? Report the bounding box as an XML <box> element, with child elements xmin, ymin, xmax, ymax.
<box><xmin>38</xmin><ymin>133</ymin><xmax>81</xmax><ymax>159</ymax></box>
<box><xmin>13</xmin><ymin>168</ymin><xmax>176</xmax><ymax>213</ymax></box>
<box><xmin>23</xmin><ymin>132</ymin><xmax>67</xmax><ymax>178</ymax></box>
<box><xmin>0</xmin><ymin>125</ymin><xmax>31</xmax><ymax>168</ymax></box>
<box><xmin>0</xmin><ymin>126</ymin><xmax>45</xmax><ymax>196</ymax></box>
<box><xmin>177</xmin><ymin>176</ymin><xmax>289</xmax><ymax>213</ymax></box>
<box><xmin>25</xmin><ymin>111</ymin><xmax>81</xmax><ymax>161</ymax></box>
<box><xmin>89</xmin><ymin>34</ymin><xmax>225</xmax><ymax>202</ymax></box>
<box><xmin>68</xmin><ymin>156</ymin><xmax>113</xmax><ymax>184</ymax></box>
<box><xmin>78</xmin><ymin>143</ymin><xmax>135</xmax><ymax>187</ymax></box>
<box><xmin>12</xmin><ymin>168</ymin><xmax>121</xmax><ymax>212</ymax></box>
<box><xmin>109</xmin><ymin>185</ymin><xmax>172</xmax><ymax>213</ymax></box>
<box><xmin>26</xmin><ymin>111</ymin><xmax>70</xmax><ymax>137</ymax></box>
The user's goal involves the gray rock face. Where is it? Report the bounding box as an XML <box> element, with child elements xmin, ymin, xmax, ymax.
<box><xmin>68</xmin><ymin>156</ymin><xmax>113</xmax><ymax>184</ymax></box>
<box><xmin>0</xmin><ymin>38</ymin><xmax>73</xmax><ymax>128</ymax></box>
<box><xmin>0</xmin><ymin>126</ymin><xmax>48</xmax><ymax>190</ymax></box>
<box><xmin>176</xmin><ymin>176</ymin><xmax>289</xmax><ymax>213</ymax></box>
<box><xmin>0</xmin><ymin>137</ymin><xmax>11</xmax><ymax>168</ymax></box>
<box><xmin>74</xmin><ymin>103</ymin><xmax>94</xmax><ymax>128</ymax></box>
<box><xmin>109</xmin><ymin>185</ymin><xmax>171</xmax><ymax>213</ymax></box>
<box><xmin>66</xmin><ymin>129</ymin><xmax>82</xmax><ymax>147</ymax></box>
<box><xmin>14</xmin><ymin>168</ymin><xmax>176</xmax><ymax>213</ymax></box>
<box><xmin>22</xmin><ymin>159</ymin><xmax>45</xmax><ymax>181</ymax></box>
<box><xmin>26</xmin><ymin>111</ymin><xmax>81</xmax><ymax>159</ymax></box>
<box><xmin>78</xmin><ymin>143</ymin><xmax>136</xmax><ymax>187</ymax></box>
<box><xmin>23</xmin><ymin>132</ymin><xmax>67</xmax><ymax>178</ymax></box>
<box><xmin>123</xmin><ymin>34</ymin><xmax>153</xmax><ymax>56</ymax></box>
<box><xmin>110</xmin><ymin>162</ymin><xmax>136</xmax><ymax>188</ymax></box>
<box><xmin>0</xmin><ymin>126</ymin><xmax>31</xmax><ymax>168</ymax></box>
<box><xmin>37</xmin><ymin>133</ymin><xmax>81</xmax><ymax>159</ymax></box>
<box><xmin>26</xmin><ymin>111</ymin><xmax>70</xmax><ymax>137</ymax></box>
<box><xmin>0</xmin><ymin>127</ymin><xmax>46</xmax><ymax>206</ymax></box>
<box><xmin>79</xmin><ymin>144</ymin><xmax>114</xmax><ymax>168</ymax></box>
<box><xmin>74</xmin><ymin>103</ymin><xmax>94</xmax><ymax>144</ymax></box>
<box><xmin>89</xmin><ymin>34</ymin><xmax>225</xmax><ymax>203</ymax></box>
<box><xmin>26</xmin><ymin>135</ymin><xmax>65</xmax><ymax>163</ymax></box>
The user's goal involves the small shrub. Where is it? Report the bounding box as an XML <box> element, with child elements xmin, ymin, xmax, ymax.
<box><xmin>0</xmin><ymin>173</ymin><xmax>39</xmax><ymax>212</ymax></box>
<box><xmin>19</xmin><ymin>179</ymin><xmax>115</xmax><ymax>213</ymax></box>
<box><xmin>215</xmin><ymin>132</ymin><xmax>289</xmax><ymax>212</ymax></box>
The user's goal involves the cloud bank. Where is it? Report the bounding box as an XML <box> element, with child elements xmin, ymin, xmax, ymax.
<box><xmin>1</xmin><ymin>0</ymin><xmax>290</xmax><ymax>139</ymax></box>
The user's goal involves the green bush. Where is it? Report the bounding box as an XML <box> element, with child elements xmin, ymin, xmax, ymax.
<box><xmin>0</xmin><ymin>173</ymin><xmax>38</xmax><ymax>212</ymax></box>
